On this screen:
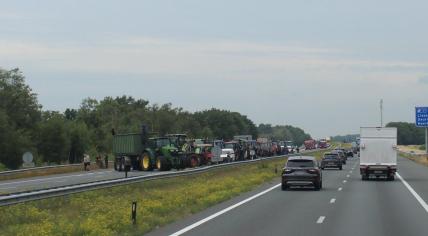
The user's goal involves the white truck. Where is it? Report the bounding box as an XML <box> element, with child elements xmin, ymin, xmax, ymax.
<box><xmin>359</xmin><ymin>127</ymin><xmax>397</xmax><ymax>181</ymax></box>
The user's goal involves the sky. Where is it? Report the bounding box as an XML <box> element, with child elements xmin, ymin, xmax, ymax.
<box><xmin>1</xmin><ymin>0</ymin><xmax>428</xmax><ymax>138</ymax></box>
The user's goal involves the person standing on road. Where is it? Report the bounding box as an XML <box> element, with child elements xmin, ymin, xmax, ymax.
<box><xmin>296</xmin><ymin>147</ymin><xmax>300</xmax><ymax>153</ymax></box>
<box><xmin>104</xmin><ymin>154</ymin><xmax>108</xmax><ymax>169</ymax></box>
<box><xmin>83</xmin><ymin>154</ymin><xmax>91</xmax><ymax>171</ymax></box>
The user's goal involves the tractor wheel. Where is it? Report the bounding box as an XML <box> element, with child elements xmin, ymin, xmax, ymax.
<box><xmin>190</xmin><ymin>155</ymin><xmax>199</xmax><ymax>168</ymax></box>
<box><xmin>141</xmin><ymin>152</ymin><xmax>153</xmax><ymax>171</ymax></box>
<box><xmin>156</xmin><ymin>156</ymin><xmax>170</xmax><ymax>171</ymax></box>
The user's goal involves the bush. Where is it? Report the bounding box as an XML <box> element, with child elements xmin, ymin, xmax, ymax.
<box><xmin>0</xmin><ymin>162</ymin><xmax>8</xmax><ymax>171</ymax></box>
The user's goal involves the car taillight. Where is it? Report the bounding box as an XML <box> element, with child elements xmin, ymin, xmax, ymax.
<box><xmin>307</xmin><ymin>169</ymin><xmax>319</xmax><ymax>174</ymax></box>
<box><xmin>283</xmin><ymin>168</ymin><xmax>294</xmax><ymax>174</ymax></box>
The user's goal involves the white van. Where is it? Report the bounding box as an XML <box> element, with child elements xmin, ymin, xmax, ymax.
<box><xmin>359</xmin><ymin>127</ymin><xmax>397</xmax><ymax>181</ymax></box>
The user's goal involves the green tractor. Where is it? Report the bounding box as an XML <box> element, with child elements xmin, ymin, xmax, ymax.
<box><xmin>112</xmin><ymin>125</ymin><xmax>157</xmax><ymax>171</ymax></box>
<box><xmin>150</xmin><ymin>137</ymin><xmax>188</xmax><ymax>171</ymax></box>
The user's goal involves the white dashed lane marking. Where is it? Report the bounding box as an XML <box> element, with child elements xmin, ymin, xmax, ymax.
<box><xmin>317</xmin><ymin>216</ymin><xmax>326</xmax><ymax>224</ymax></box>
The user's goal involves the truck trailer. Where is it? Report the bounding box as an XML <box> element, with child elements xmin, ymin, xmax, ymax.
<box><xmin>359</xmin><ymin>127</ymin><xmax>397</xmax><ymax>181</ymax></box>
<box><xmin>304</xmin><ymin>139</ymin><xmax>316</xmax><ymax>150</ymax></box>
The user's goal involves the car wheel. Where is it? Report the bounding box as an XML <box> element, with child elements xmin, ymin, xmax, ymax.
<box><xmin>281</xmin><ymin>183</ymin><xmax>288</xmax><ymax>191</ymax></box>
<box><xmin>339</xmin><ymin>166</ymin><xmax>342</xmax><ymax>170</ymax></box>
<box><xmin>314</xmin><ymin>181</ymin><xmax>321</xmax><ymax>191</ymax></box>
<box><xmin>388</xmin><ymin>175</ymin><xmax>395</xmax><ymax>181</ymax></box>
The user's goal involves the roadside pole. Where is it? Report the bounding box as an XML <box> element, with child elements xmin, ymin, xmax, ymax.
<box><xmin>426</xmin><ymin>128</ymin><xmax>428</xmax><ymax>155</ymax></box>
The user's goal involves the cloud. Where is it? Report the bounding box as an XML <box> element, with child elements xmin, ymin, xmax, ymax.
<box><xmin>418</xmin><ymin>76</ymin><xmax>428</xmax><ymax>84</ymax></box>
<box><xmin>1</xmin><ymin>37</ymin><xmax>428</xmax><ymax>82</ymax></box>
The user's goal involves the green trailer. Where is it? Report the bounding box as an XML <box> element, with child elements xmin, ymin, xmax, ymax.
<box><xmin>112</xmin><ymin>133</ymin><xmax>157</xmax><ymax>171</ymax></box>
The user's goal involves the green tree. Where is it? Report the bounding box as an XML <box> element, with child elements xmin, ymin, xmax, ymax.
<box><xmin>68</xmin><ymin>121</ymin><xmax>90</xmax><ymax>163</ymax></box>
<box><xmin>386</xmin><ymin>122</ymin><xmax>424</xmax><ymax>145</ymax></box>
<box><xmin>37</xmin><ymin>113</ymin><xmax>70</xmax><ymax>164</ymax></box>
<box><xmin>0</xmin><ymin>68</ymin><xmax>41</xmax><ymax>169</ymax></box>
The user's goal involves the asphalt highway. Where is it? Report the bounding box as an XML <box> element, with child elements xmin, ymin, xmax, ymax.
<box><xmin>0</xmin><ymin>149</ymin><xmax>315</xmax><ymax>195</ymax></box>
<box><xmin>0</xmin><ymin>168</ymin><xmax>173</xmax><ymax>195</ymax></box>
<box><xmin>148</xmin><ymin>156</ymin><xmax>428</xmax><ymax>236</ymax></box>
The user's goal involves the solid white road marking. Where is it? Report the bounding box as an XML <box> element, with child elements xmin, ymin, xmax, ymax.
<box><xmin>330</xmin><ymin>198</ymin><xmax>336</xmax><ymax>204</ymax></box>
<box><xmin>338</xmin><ymin>187</ymin><xmax>343</xmax><ymax>191</ymax></box>
<box><xmin>343</xmin><ymin>180</ymin><xmax>347</xmax><ymax>183</ymax></box>
<box><xmin>396</xmin><ymin>173</ymin><xmax>428</xmax><ymax>213</ymax></box>
<box><xmin>169</xmin><ymin>183</ymin><xmax>281</xmax><ymax>236</ymax></box>
<box><xmin>346</xmin><ymin>175</ymin><xmax>350</xmax><ymax>178</ymax></box>
<box><xmin>349</xmin><ymin>171</ymin><xmax>353</xmax><ymax>174</ymax></box>
<box><xmin>317</xmin><ymin>216</ymin><xmax>326</xmax><ymax>224</ymax></box>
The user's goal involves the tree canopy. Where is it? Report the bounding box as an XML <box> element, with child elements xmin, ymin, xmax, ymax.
<box><xmin>386</xmin><ymin>122</ymin><xmax>425</xmax><ymax>145</ymax></box>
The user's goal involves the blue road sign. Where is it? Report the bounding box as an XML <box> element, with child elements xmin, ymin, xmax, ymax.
<box><xmin>416</xmin><ymin>107</ymin><xmax>428</xmax><ymax>127</ymax></box>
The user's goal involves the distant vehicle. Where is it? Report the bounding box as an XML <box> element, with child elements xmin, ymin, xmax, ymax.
<box><xmin>240</xmin><ymin>140</ymin><xmax>258</xmax><ymax>160</ymax></box>
<box><xmin>304</xmin><ymin>139</ymin><xmax>317</xmax><ymax>150</ymax></box>
<box><xmin>281</xmin><ymin>156</ymin><xmax>322</xmax><ymax>191</ymax></box>
<box><xmin>284</xmin><ymin>140</ymin><xmax>295</xmax><ymax>153</ymax></box>
<box><xmin>257</xmin><ymin>138</ymin><xmax>272</xmax><ymax>157</ymax></box>
<box><xmin>331</xmin><ymin>149</ymin><xmax>347</xmax><ymax>164</ymax></box>
<box><xmin>360</xmin><ymin>127</ymin><xmax>397</xmax><ymax>181</ymax></box>
<box><xmin>351</xmin><ymin>142</ymin><xmax>359</xmax><ymax>154</ymax></box>
<box><xmin>318</xmin><ymin>139</ymin><xmax>328</xmax><ymax>149</ymax></box>
<box><xmin>321</xmin><ymin>153</ymin><xmax>342</xmax><ymax>170</ymax></box>
<box><xmin>220</xmin><ymin>148</ymin><xmax>235</xmax><ymax>162</ymax></box>
<box><xmin>224</xmin><ymin>141</ymin><xmax>241</xmax><ymax>161</ymax></box>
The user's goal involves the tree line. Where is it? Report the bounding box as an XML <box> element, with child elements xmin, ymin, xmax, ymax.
<box><xmin>0</xmin><ymin>68</ymin><xmax>311</xmax><ymax>169</ymax></box>
<box><xmin>386</xmin><ymin>122</ymin><xmax>425</xmax><ymax>145</ymax></box>
<box><xmin>258</xmin><ymin>124</ymin><xmax>312</xmax><ymax>146</ymax></box>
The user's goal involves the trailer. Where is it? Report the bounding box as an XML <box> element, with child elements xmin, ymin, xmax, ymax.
<box><xmin>112</xmin><ymin>130</ymin><xmax>156</xmax><ymax>171</ymax></box>
<box><xmin>359</xmin><ymin>127</ymin><xmax>397</xmax><ymax>181</ymax></box>
<box><xmin>304</xmin><ymin>139</ymin><xmax>316</xmax><ymax>150</ymax></box>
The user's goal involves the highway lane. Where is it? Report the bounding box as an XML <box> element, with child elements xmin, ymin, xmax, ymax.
<box><xmin>148</xmin><ymin>157</ymin><xmax>428</xmax><ymax>236</ymax></box>
<box><xmin>0</xmin><ymin>149</ymin><xmax>317</xmax><ymax>195</ymax></box>
<box><xmin>0</xmin><ymin>168</ymin><xmax>173</xmax><ymax>195</ymax></box>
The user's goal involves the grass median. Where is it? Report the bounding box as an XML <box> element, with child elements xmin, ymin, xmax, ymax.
<box><xmin>0</xmin><ymin>150</ymin><xmax>328</xmax><ymax>236</ymax></box>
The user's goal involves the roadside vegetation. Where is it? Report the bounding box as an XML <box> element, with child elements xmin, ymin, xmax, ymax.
<box><xmin>0</xmin><ymin>149</ymin><xmax>329</xmax><ymax>235</ymax></box>
<box><xmin>0</xmin><ymin>68</ymin><xmax>311</xmax><ymax>170</ymax></box>
<box><xmin>399</xmin><ymin>150</ymin><xmax>428</xmax><ymax>168</ymax></box>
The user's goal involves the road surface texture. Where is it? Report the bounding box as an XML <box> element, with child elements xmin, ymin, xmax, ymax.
<box><xmin>0</xmin><ymin>168</ymin><xmax>172</xmax><ymax>194</ymax></box>
<box><xmin>148</xmin><ymin>156</ymin><xmax>428</xmax><ymax>236</ymax></box>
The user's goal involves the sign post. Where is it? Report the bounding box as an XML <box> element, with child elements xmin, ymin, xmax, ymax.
<box><xmin>415</xmin><ymin>107</ymin><xmax>428</xmax><ymax>154</ymax></box>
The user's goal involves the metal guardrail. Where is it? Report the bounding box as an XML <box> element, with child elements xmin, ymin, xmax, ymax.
<box><xmin>0</xmin><ymin>149</ymin><xmax>325</xmax><ymax>206</ymax></box>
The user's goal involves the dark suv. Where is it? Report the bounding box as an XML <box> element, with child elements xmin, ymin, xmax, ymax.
<box><xmin>282</xmin><ymin>156</ymin><xmax>322</xmax><ymax>191</ymax></box>
<box><xmin>321</xmin><ymin>153</ymin><xmax>342</xmax><ymax>170</ymax></box>
<box><xmin>332</xmin><ymin>150</ymin><xmax>347</xmax><ymax>164</ymax></box>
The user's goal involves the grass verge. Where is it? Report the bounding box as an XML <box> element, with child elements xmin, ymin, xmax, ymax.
<box><xmin>0</xmin><ymin>150</ymin><xmax>329</xmax><ymax>236</ymax></box>
<box><xmin>400</xmin><ymin>152</ymin><xmax>428</xmax><ymax>168</ymax></box>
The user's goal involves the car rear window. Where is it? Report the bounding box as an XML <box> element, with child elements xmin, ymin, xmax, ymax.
<box><xmin>287</xmin><ymin>160</ymin><xmax>314</xmax><ymax>167</ymax></box>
